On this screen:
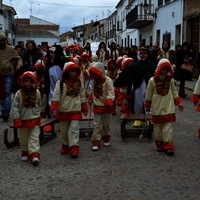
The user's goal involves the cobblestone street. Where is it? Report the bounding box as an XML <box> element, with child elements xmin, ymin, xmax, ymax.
<box><xmin>0</xmin><ymin>81</ymin><xmax>200</xmax><ymax>200</ymax></box>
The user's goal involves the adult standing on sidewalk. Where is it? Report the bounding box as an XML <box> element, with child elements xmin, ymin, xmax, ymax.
<box><xmin>0</xmin><ymin>33</ymin><xmax>23</xmax><ymax>121</ymax></box>
<box><xmin>156</xmin><ymin>40</ymin><xmax>176</xmax><ymax>70</ymax></box>
<box><xmin>175</xmin><ymin>42</ymin><xmax>195</xmax><ymax>98</ymax></box>
<box><xmin>149</xmin><ymin>42</ymin><xmax>160</xmax><ymax>63</ymax></box>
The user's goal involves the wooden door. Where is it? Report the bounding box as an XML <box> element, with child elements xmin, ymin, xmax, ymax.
<box><xmin>190</xmin><ymin>17</ymin><xmax>199</xmax><ymax>54</ymax></box>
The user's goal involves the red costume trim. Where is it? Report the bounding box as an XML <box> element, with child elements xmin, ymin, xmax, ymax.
<box><xmin>104</xmin><ymin>99</ymin><xmax>113</xmax><ymax>107</ymax></box>
<box><xmin>191</xmin><ymin>94</ymin><xmax>199</xmax><ymax>103</ymax></box>
<box><xmin>30</xmin><ymin>153</ymin><xmax>40</xmax><ymax>161</ymax></box>
<box><xmin>122</xmin><ymin>106</ymin><xmax>130</xmax><ymax>114</ymax></box>
<box><xmin>145</xmin><ymin>101</ymin><xmax>151</xmax><ymax>109</ymax></box>
<box><xmin>21</xmin><ymin>118</ymin><xmax>41</xmax><ymax>128</ymax></box>
<box><xmin>63</xmin><ymin>63</ymin><xmax>81</xmax><ymax>79</ymax></box>
<box><xmin>18</xmin><ymin>72</ymin><xmax>37</xmax><ymax>88</ymax></box>
<box><xmin>155</xmin><ymin>140</ymin><xmax>164</xmax><ymax>148</ymax></box>
<box><xmin>163</xmin><ymin>142</ymin><xmax>174</xmax><ymax>150</ymax></box>
<box><xmin>88</xmin><ymin>94</ymin><xmax>93</xmax><ymax>102</ymax></box>
<box><xmin>13</xmin><ymin>119</ymin><xmax>22</xmax><ymax>128</ymax></box>
<box><xmin>51</xmin><ymin>102</ymin><xmax>59</xmax><ymax>110</ymax></box>
<box><xmin>120</xmin><ymin>92</ymin><xmax>127</xmax><ymax>99</ymax></box>
<box><xmin>56</xmin><ymin>112</ymin><xmax>82</xmax><ymax>121</ymax></box>
<box><xmin>89</xmin><ymin>67</ymin><xmax>104</xmax><ymax>80</ymax></box>
<box><xmin>115</xmin><ymin>87</ymin><xmax>120</xmax><ymax>93</ymax></box>
<box><xmin>196</xmin><ymin>105</ymin><xmax>200</xmax><ymax>112</ymax></box>
<box><xmin>93</xmin><ymin>105</ymin><xmax>112</xmax><ymax>114</ymax></box>
<box><xmin>155</xmin><ymin>140</ymin><xmax>174</xmax><ymax>150</ymax></box>
<box><xmin>81</xmin><ymin>103</ymin><xmax>88</xmax><ymax>113</ymax></box>
<box><xmin>174</xmin><ymin>97</ymin><xmax>182</xmax><ymax>106</ymax></box>
<box><xmin>154</xmin><ymin>62</ymin><xmax>173</xmax><ymax>79</ymax></box>
<box><xmin>116</xmin><ymin>56</ymin><xmax>123</xmax><ymax>68</ymax></box>
<box><xmin>121</xmin><ymin>58</ymin><xmax>133</xmax><ymax>71</ymax></box>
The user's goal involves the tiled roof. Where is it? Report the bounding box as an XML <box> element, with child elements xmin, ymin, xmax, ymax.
<box><xmin>16</xmin><ymin>30</ymin><xmax>59</xmax><ymax>38</ymax></box>
<box><xmin>15</xmin><ymin>19</ymin><xmax>59</xmax><ymax>31</ymax></box>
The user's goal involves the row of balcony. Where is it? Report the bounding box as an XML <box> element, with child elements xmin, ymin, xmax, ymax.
<box><xmin>126</xmin><ymin>3</ymin><xmax>156</xmax><ymax>29</ymax></box>
<box><xmin>69</xmin><ymin>3</ymin><xmax>157</xmax><ymax>45</ymax></box>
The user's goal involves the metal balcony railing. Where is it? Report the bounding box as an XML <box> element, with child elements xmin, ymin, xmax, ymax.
<box><xmin>126</xmin><ymin>4</ymin><xmax>156</xmax><ymax>29</ymax></box>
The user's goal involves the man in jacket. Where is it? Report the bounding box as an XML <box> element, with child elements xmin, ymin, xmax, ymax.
<box><xmin>0</xmin><ymin>33</ymin><xmax>23</xmax><ymax>121</ymax></box>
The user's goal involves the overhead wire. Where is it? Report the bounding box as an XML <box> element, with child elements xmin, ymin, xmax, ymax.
<box><xmin>33</xmin><ymin>0</ymin><xmax>115</xmax><ymax>8</ymax></box>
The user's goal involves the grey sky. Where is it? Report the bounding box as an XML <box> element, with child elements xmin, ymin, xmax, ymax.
<box><xmin>3</xmin><ymin>0</ymin><xmax>118</xmax><ymax>33</ymax></box>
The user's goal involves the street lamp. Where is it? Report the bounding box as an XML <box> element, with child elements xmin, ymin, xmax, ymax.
<box><xmin>143</xmin><ymin>1</ymin><xmax>149</xmax><ymax>14</ymax></box>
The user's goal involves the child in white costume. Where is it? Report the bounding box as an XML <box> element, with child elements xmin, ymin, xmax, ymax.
<box><xmin>12</xmin><ymin>71</ymin><xmax>42</xmax><ymax>166</ymax></box>
<box><xmin>191</xmin><ymin>75</ymin><xmax>200</xmax><ymax>110</ymax></box>
<box><xmin>81</xmin><ymin>52</ymin><xmax>91</xmax><ymax>89</ymax></box>
<box><xmin>88</xmin><ymin>62</ymin><xmax>115</xmax><ymax>151</ymax></box>
<box><xmin>114</xmin><ymin>57</ymin><xmax>134</xmax><ymax>114</ymax></box>
<box><xmin>191</xmin><ymin>75</ymin><xmax>200</xmax><ymax>138</ymax></box>
<box><xmin>51</xmin><ymin>62</ymin><xmax>88</xmax><ymax>158</ymax></box>
<box><xmin>32</xmin><ymin>58</ymin><xmax>48</xmax><ymax>117</ymax></box>
<box><xmin>105</xmin><ymin>59</ymin><xmax>119</xmax><ymax>115</ymax></box>
<box><xmin>145</xmin><ymin>59</ymin><xmax>184</xmax><ymax>156</ymax></box>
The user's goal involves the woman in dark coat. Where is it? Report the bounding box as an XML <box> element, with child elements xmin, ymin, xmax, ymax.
<box><xmin>22</xmin><ymin>41</ymin><xmax>43</xmax><ymax>72</ymax></box>
<box><xmin>127</xmin><ymin>47</ymin><xmax>156</xmax><ymax>127</ymax></box>
<box><xmin>175</xmin><ymin>42</ymin><xmax>195</xmax><ymax>98</ymax></box>
<box><xmin>45</xmin><ymin>45</ymin><xmax>65</xmax><ymax>117</ymax></box>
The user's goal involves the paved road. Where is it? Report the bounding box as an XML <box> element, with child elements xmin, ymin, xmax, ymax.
<box><xmin>0</xmin><ymin>81</ymin><xmax>200</xmax><ymax>200</ymax></box>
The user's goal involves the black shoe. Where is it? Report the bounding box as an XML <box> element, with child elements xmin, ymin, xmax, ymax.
<box><xmin>2</xmin><ymin>115</ymin><xmax>9</xmax><ymax>122</ymax></box>
<box><xmin>70</xmin><ymin>154</ymin><xmax>78</xmax><ymax>159</ymax></box>
<box><xmin>157</xmin><ymin>148</ymin><xmax>164</xmax><ymax>152</ymax></box>
<box><xmin>31</xmin><ymin>157</ymin><xmax>40</xmax><ymax>166</ymax></box>
<box><xmin>166</xmin><ymin>150</ymin><xmax>174</xmax><ymax>156</ymax></box>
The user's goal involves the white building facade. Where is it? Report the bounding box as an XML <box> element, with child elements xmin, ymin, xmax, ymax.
<box><xmin>15</xmin><ymin>16</ymin><xmax>60</xmax><ymax>47</ymax></box>
<box><xmin>0</xmin><ymin>0</ymin><xmax>4</xmax><ymax>32</ymax></box>
<box><xmin>0</xmin><ymin>0</ymin><xmax>17</xmax><ymax>45</ymax></box>
<box><xmin>107</xmin><ymin>0</ymin><xmax>183</xmax><ymax>50</ymax></box>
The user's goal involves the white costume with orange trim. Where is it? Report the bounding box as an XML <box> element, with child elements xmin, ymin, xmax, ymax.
<box><xmin>145</xmin><ymin>59</ymin><xmax>182</xmax><ymax>151</ymax></box>
<box><xmin>12</xmin><ymin>71</ymin><xmax>42</xmax><ymax>159</ymax></box>
<box><xmin>88</xmin><ymin>62</ymin><xmax>115</xmax><ymax>142</ymax></box>
<box><xmin>51</xmin><ymin>62</ymin><xmax>88</xmax><ymax>148</ymax></box>
<box><xmin>32</xmin><ymin>59</ymin><xmax>48</xmax><ymax>114</ymax></box>
<box><xmin>13</xmin><ymin>89</ymin><xmax>42</xmax><ymax>123</ymax></box>
<box><xmin>117</xmin><ymin>57</ymin><xmax>133</xmax><ymax>114</ymax></box>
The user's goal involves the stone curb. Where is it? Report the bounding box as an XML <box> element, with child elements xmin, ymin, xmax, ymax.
<box><xmin>176</xmin><ymin>80</ymin><xmax>196</xmax><ymax>92</ymax></box>
<box><xmin>185</xmin><ymin>86</ymin><xmax>194</xmax><ymax>91</ymax></box>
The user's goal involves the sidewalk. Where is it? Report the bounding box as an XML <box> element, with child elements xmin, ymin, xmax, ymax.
<box><xmin>176</xmin><ymin>79</ymin><xmax>197</xmax><ymax>92</ymax></box>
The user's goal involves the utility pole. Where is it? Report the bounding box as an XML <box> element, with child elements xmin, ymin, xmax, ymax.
<box><xmin>107</xmin><ymin>9</ymin><xmax>111</xmax><ymax>17</ymax></box>
<box><xmin>29</xmin><ymin>0</ymin><xmax>34</xmax><ymax>15</ymax></box>
<box><xmin>38</xmin><ymin>3</ymin><xmax>41</xmax><ymax>17</ymax></box>
<box><xmin>83</xmin><ymin>18</ymin><xmax>85</xmax><ymax>46</ymax></box>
